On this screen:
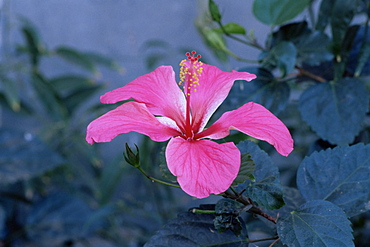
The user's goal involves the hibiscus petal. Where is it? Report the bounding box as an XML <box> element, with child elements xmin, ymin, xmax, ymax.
<box><xmin>197</xmin><ymin>102</ymin><xmax>294</xmax><ymax>156</ymax></box>
<box><xmin>165</xmin><ymin>138</ymin><xmax>240</xmax><ymax>198</ymax></box>
<box><xmin>100</xmin><ymin>66</ymin><xmax>186</xmax><ymax>127</ymax></box>
<box><xmin>86</xmin><ymin>101</ymin><xmax>180</xmax><ymax>144</ymax></box>
<box><xmin>190</xmin><ymin>63</ymin><xmax>256</xmax><ymax>132</ymax></box>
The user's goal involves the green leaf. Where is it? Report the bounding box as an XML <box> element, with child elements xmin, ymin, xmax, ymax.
<box><xmin>295</xmin><ymin>31</ymin><xmax>333</xmax><ymax>66</ymax></box>
<box><xmin>271</xmin><ymin>21</ymin><xmax>333</xmax><ymax>66</ymax></box>
<box><xmin>242</xmin><ymin>67</ymin><xmax>290</xmax><ymax>114</ymax></box>
<box><xmin>334</xmin><ymin>25</ymin><xmax>361</xmax><ymax>78</ymax></box>
<box><xmin>331</xmin><ymin>0</ymin><xmax>357</xmax><ymax>52</ymax></box>
<box><xmin>145</xmin><ymin>205</ymin><xmax>248</xmax><ymax>246</ymax></box>
<box><xmin>272</xmin><ymin>21</ymin><xmax>310</xmax><ymax>43</ymax></box>
<box><xmin>272</xmin><ymin>187</ymin><xmax>306</xmax><ymax>217</ymax></box>
<box><xmin>347</xmin><ymin>25</ymin><xmax>370</xmax><ymax>76</ymax></box>
<box><xmin>0</xmin><ymin>129</ymin><xmax>63</xmax><ymax>185</ymax></box>
<box><xmin>232</xmin><ymin>153</ymin><xmax>256</xmax><ymax>186</ymax></box>
<box><xmin>299</xmin><ymin>78</ymin><xmax>368</xmax><ymax>145</ymax></box>
<box><xmin>55</xmin><ymin>46</ymin><xmax>98</xmax><ymax>74</ymax></box>
<box><xmin>202</xmin><ymin>28</ymin><xmax>227</xmax><ymax>51</ymax></box>
<box><xmin>237</xmin><ymin>141</ymin><xmax>285</xmax><ymax>210</ymax></box>
<box><xmin>49</xmin><ymin>75</ymin><xmax>95</xmax><ymax>97</ymax></box>
<box><xmin>315</xmin><ymin>0</ymin><xmax>336</xmax><ymax>31</ymax></box>
<box><xmin>263</xmin><ymin>41</ymin><xmax>297</xmax><ymax>77</ymax></box>
<box><xmin>297</xmin><ymin>144</ymin><xmax>370</xmax><ymax>217</ymax></box>
<box><xmin>253</xmin><ymin>0</ymin><xmax>310</xmax><ymax>25</ymax></box>
<box><xmin>272</xmin><ymin>21</ymin><xmax>333</xmax><ymax>66</ymax></box>
<box><xmin>63</xmin><ymin>84</ymin><xmax>102</xmax><ymax>115</ymax></box>
<box><xmin>0</xmin><ymin>93</ymin><xmax>32</xmax><ymax>114</ymax></box>
<box><xmin>215</xmin><ymin>22</ymin><xmax>246</xmax><ymax>35</ymax></box>
<box><xmin>209</xmin><ymin>0</ymin><xmax>222</xmax><ymax>22</ymax></box>
<box><xmin>20</xmin><ymin>23</ymin><xmax>45</xmax><ymax>67</ymax></box>
<box><xmin>198</xmin><ymin>26</ymin><xmax>229</xmax><ymax>63</ymax></box>
<box><xmin>32</xmin><ymin>74</ymin><xmax>67</xmax><ymax>121</ymax></box>
<box><xmin>277</xmin><ymin>200</ymin><xmax>354</xmax><ymax>247</ymax></box>
<box><xmin>216</xmin><ymin>67</ymin><xmax>289</xmax><ymax>116</ymax></box>
<box><xmin>84</xmin><ymin>52</ymin><xmax>124</xmax><ymax>73</ymax></box>
<box><xmin>274</xmin><ymin>41</ymin><xmax>297</xmax><ymax>77</ymax></box>
<box><xmin>0</xmin><ymin>76</ymin><xmax>20</xmax><ymax>112</ymax></box>
<box><xmin>355</xmin><ymin>33</ymin><xmax>370</xmax><ymax>77</ymax></box>
<box><xmin>49</xmin><ymin>75</ymin><xmax>102</xmax><ymax>115</ymax></box>
<box><xmin>330</xmin><ymin>0</ymin><xmax>359</xmax><ymax>79</ymax></box>
<box><xmin>197</xmin><ymin>19</ymin><xmax>228</xmax><ymax>62</ymax></box>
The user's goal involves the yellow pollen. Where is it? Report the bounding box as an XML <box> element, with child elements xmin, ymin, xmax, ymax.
<box><xmin>178</xmin><ymin>59</ymin><xmax>203</xmax><ymax>95</ymax></box>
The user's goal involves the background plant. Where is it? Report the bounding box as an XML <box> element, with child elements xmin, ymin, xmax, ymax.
<box><xmin>0</xmin><ymin>19</ymin><xmax>179</xmax><ymax>246</ymax></box>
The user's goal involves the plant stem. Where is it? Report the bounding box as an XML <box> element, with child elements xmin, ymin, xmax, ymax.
<box><xmin>191</xmin><ymin>209</ymin><xmax>216</xmax><ymax>214</ymax></box>
<box><xmin>226</xmin><ymin>49</ymin><xmax>259</xmax><ymax>63</ymax></box>
<box><xmin>137</xmin><ymin>167</ymin><xmax>181</xmax><ymax>188</ymax></box>
<box><xmin>222</xmin><ymin>190</ymin><xmax>277</xmax><ymax>224</ymax></box>
<box><xmin>230</xmin><ymin>186</ymin><xmax>239</xmax><ymax>196</ymax></box>
<box><xmin>216</xmin><ymin>21</ymin><xmax>265</xmax><ymax>51</ymax></box>
<box><xmin>269</xmin><ymin>238</ymin><xmax>281</xmax><ymax>247</ymax></box>
<box><xmin>249</xmin><ymin>236</ymin><xmax>279</xmax><ymax>243</ymax></box>
<box><xmin>295</xmin><ymin>65</ymin><xmax>326</xmax><ymax>82</ymax></box>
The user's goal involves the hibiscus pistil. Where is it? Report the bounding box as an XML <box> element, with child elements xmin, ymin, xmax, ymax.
<box><xmin>178</xmin><ymin>51</ymin><xmax>203</xmax><ymax>139</ymax></box>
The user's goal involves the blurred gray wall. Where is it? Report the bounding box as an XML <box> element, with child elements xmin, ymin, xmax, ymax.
<box><xmin>3</xmin><ymin>0</ymin><xmax>268</xmax><ymax>80</ymax></box>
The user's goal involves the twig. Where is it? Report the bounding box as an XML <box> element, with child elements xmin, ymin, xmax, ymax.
<box><xmin>222</xmin><ymin>190</ymin><xmax>277</xmax><ymax>224</ymax></box>
<box><xmin>295</xmin><ymin>65</ymin><xmax>326</xmax><ymax>82</ymax></box>
<box><xmin>269</xmin><ymin>238</ymin><xmax>281</xmax><ymax>247</ymax></box>
<box><xmin>249</xmin><ymin>236</ymin><xmax>279</xmax><ymax>243</ymax></box>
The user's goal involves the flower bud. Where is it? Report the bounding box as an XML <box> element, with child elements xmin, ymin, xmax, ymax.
<box><xmin>123</xmin><ymin>143</ymin><xmax>140</xmax><ymax>168</ymax></box>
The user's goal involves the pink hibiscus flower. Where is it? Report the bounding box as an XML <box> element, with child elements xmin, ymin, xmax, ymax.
<box><xmin>86</xmin><ymin>51</ymin><xmax>293</xmax><ymax>198</ymax></box>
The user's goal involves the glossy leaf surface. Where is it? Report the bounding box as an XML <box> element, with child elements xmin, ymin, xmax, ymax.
<box><xmin>253</xmin><ymin>0</ymin><xmax>309</xmax><ymax>25</ymax></box>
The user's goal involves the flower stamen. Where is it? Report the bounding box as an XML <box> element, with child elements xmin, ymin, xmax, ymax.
<box><xmin>178</xmin><ymin>51</ymin><xmax>204</xmax><ymax>138</ymax></box>
<box><xmin>179</xmin><ymin>51</ymin><xmax>203</xmax><ymax>96</ymax></box>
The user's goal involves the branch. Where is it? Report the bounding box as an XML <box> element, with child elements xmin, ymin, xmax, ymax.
<box><xmin>249</xmin><ymin>236</ymin><xmax>279</xmax><ymax>244</ymax></box>
<box><xmin>295</xmin><ymin>65</ymin><xmax>326</xmax><ymax>82</ymax></box>
<box><xmin>269</xmin><ymin>238</ymin><xmax>281</xmax><ymax>247</ymax></box>
<box><xmin>222</xmin><ymin>190</ymin><xmax>277</xmax><ymax>224</ymax></box>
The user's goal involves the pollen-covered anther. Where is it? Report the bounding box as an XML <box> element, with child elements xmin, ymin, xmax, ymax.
<box><xmin>178</xmin><ymin>51</ymin><xmax>204</xmax><ymax>94</ymax></box>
